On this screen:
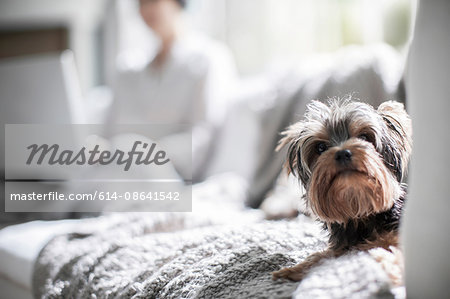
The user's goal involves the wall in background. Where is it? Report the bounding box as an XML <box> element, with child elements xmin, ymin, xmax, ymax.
<box><xmin>0</xmin><ymin>0</ymin><xmax>415</xmax><ymax>91</ymax></box>
<box><xmin>0</xmin><ymin>0</ymin><xmax>107</xmax><ymax>92</ymax></box>
<box><xmin>188</xmin><ymin>0</ymin><xmax>413</xmax><ymax>76</ymax></box>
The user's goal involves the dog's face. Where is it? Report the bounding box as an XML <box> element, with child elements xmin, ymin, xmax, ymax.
<box><xmin>278</xmin><ymin>99</ymin><xmax>412</xmax><ymax>224</ymax></box>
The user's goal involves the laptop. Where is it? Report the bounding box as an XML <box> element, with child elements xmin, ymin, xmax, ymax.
<box><xmin>0</xmin><ymin>50</ymin><xmax>85</xmax><ymax>173</ymax></box>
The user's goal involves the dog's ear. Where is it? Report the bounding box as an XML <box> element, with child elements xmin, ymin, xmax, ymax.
<box><xmin>276</xmin><ymin>123</ymin><xmax>310</xmax><ymax>186</ymax></box>
<box><xmin>378</xmin><ymin>101</ymin><xmax>412</xmax><ymax>143</ymax></box>
<box><xmin>377</xmin><ymin>101</ymin><xmax>413</xmax><ymax>180</ymax></box>
<box><xmin>276</xmin><ymin>125</ymin><xmax>298</xmax><ymax>153</ymax></box>
<box><xmin>276</xmin><ymin>123</ymin><xmax>301</xmax><ymax>174</ymax></box>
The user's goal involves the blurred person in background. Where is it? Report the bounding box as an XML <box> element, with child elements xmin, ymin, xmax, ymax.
<box><xmin>108</xmin><ymin>0</ymin><xmax>237</xmax><ymax>181</ymax></box>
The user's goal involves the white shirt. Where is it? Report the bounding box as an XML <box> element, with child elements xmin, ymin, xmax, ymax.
<box><xmin>108</xmin><ymin>33</ymin><xmax>237</xmax><ymax>181</ymax></box>
<box><xmin>110</xmin><ymin>33</ymin><xmax>237</xmax><ymax>126</ymax></box>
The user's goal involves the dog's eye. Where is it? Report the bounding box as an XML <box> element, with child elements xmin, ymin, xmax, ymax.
<box><xmin>316</xmin><ymin>142</ymin><xmax>328</xmax><ymax>154</ymax></box>
<box><xmin>358</xmin><ymin>134</ymin><xmax>369</xmax><ymax>141</ymax></box>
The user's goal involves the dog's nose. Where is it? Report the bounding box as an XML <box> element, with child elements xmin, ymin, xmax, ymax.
<box><xmin>335</xmin><ymin>149</ymin><xmax>352</xmax><ymax>164</ymax></box>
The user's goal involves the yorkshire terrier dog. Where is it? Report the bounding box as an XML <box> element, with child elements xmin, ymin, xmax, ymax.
<box><xmin>272</xmin><ymin>98</ymin><xmax>412</xmax><ymax>284</ymax></box>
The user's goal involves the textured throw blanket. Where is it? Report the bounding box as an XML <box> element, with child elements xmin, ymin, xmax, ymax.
<box><xmin>33</xmin><ymin>175</ymin><xmax>403</xmax><ymax>299</ymax></box>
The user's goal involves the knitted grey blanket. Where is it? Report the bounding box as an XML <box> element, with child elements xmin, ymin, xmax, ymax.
<box><xmin>32</xmin><ymin>175</ymin><xmax>403</xmax><ymax>298</ymax></box>
<box><xmin>33</xmin><ymin>212</ymin><xmax>402</xmax><ymax>299</ymax></box>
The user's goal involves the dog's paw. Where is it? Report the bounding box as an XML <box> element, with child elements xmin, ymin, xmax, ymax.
<box><xmin>272</xmin><ymin>267</ymin><xmax>305</xmax><ymax>281</ymax></box>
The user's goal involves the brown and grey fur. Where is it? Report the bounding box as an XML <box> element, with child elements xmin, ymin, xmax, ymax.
<box><xmin>272</xmin><ymin>98</ymin><xmax>412</xmax><ymax>283</ymax></box>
